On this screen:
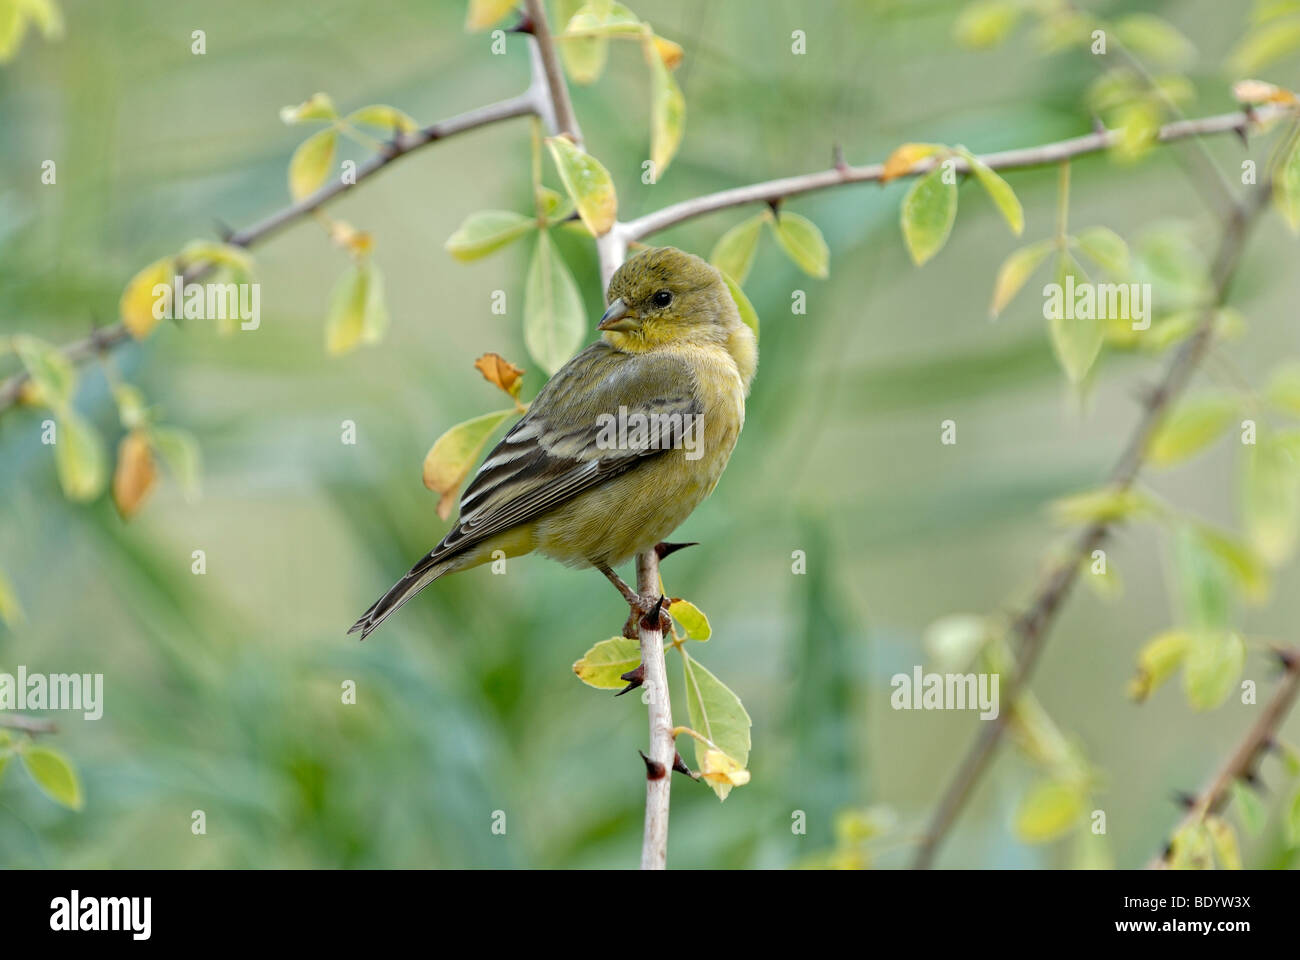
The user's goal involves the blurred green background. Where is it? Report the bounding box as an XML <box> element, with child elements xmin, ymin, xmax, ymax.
<box><xmin>2</xmin><ymin>0</ymin><xmax>1300</xmax><ymax>868</ymax></box>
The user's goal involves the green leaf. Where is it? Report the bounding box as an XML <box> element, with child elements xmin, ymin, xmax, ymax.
<box><xmin>924</xmin><ymin>614</ymin><xmax>989</xmax><ymax>672</ymax></box>
<box><xmin>325</xmin><ymin>261</ymin><xmax>388</xmax><ymax>355</ymax></box>
<box><xmin>422</xmin><ymin>408</ymin><xmax>515</xmax><ymax>519</ymax></box>
<box><xmin>669</xmin><ymin>599</ymin><xmax>711</xmax><ymax>640</ymax></box>
<box><xmin>989</xmin><ymin>240</ymin><xmax>1052</xmax><ymax>317</ymax></box>
<box><xmin>1013</xmin><ymin>778</ymin><xmax>1085</xmax><ymax>844</ymax></box>
<box><xmin>524</xmin><ymin>231</ymin><xmax>585</xmax><ymax>376</ymax></box>
<box><xmin>1047</xmin><ymin>254</ymin><xmax>1103</xmax><ymax>383</ymax></box>
<box><xmin>1128</xmin><ymin>630</ymin><xmax>1189</xmax><ymax>701</ymax></box>
<box><xmin>1276</xmin><ymin>133</ymin><xmax>1300</xmax><ymax>233</ymax></box>
<box><xmin>536</xmin><ymin>186</ymin><xmax>575</xmax><ymax>223</ymax></box>
<box><xmin>445</xmin><ymin>210</ymin><xmax>537</xmax><ymax>262</ymax></box>
<box><xmin>1230</xmin><ymin>779</ymin><xmax>1267</xmax><ymax>836</ymax></box>
<box><xmin>1286</xmin><ymin>787</ymin><xmax>1300</xmax><ymax>847</ymax></box>
<box><xmin>20</xmin><ymin>745</ymin><xmax>83</xmax><ymax>810</ymax></box>
<box><xmin>572</xmin><ymin>636</ymin><xmax>642</xmax><ymax>689</ymax></box>
<box><xmin>648</xmin><ymin>47</ymin><xmax>686</xmax><ymax>176</ymax></box>
<box><xmin>1182</xmin><ymin>631</ymin><xmax>1245</xmax><ymax>710</ymax></box>
<box><xmin>465</xmin><ymin>0</ymin><xmax>517</xmax><ymax>31</ymax></box>
<box><xmin>545</xmin><ymin>137</ymin><xmax>617</xmax><ymax>236</ymax></box>
<box><xmin>1205</xmin><ymin>815</ymin><xmax>1242</xmax><ymax>869</ymax></box>
<box><xmin>721</xmin><ymin>272</ymin><xmax>759</xmax><ymax>341</ymax></box>
<box><xmin>13</xmin><ymin>334</ymin><xmax>76</xmax><ymax>410</ymax></box>
<box><xmin>710</xmin><ymin>214</ymin><xmax>766</xmax><ymax>284</ymax></box>
<box><xmin>279</xmin><ymin>92</ymin><xmax>337</xmax><ymax>124</ymax></box>
<box><xmin>682</xmin><ymin>650</ymin><xmax>752</xmax><ymax>800</ymax></box>
<box><xmin>150</xmin><ymin>426</ymin><xmax>202</xmax><ymax>502</ymax></box>
<box><xmin>54</xmin><ymin>410</ymin><xmax>107</xmax><ymax>503</ymax></box>
<box><xmin>956</xmin><ymin>147</ymin><xmax>1023</xmax><ymax>235</ymax></box>
<box><xmin>1243</xmin><ymin>428</ymin><xmax>1300</xmax><ymax>566</ymax></box>
<box><xmin>1135</xmin><ymin>224</ymin><xmax>1211</xmax><ymax>311</ymax></box>
<box><xmin>953</xmin><ymin>0</ymin><xmax>1021</xmax><ymax>48</ymax></box>
<box><xmin>558</xmin><ymin>1</ymin><xmax>641</xmax><ymax>84</ymax></box>
<box><xmin>288</xmin><ymin>128</ymin><xmax>337</xmax><ymax>200</ymax></box>
<box><xmin>1194</xmin><ymin>527</ymin><xmax>1269</xmax><ymax>603</ymax></box>
<box><xmin>178</xmin><ymin>240</ymin><xmax>255</xmax><ymax>278</ymax></box>
<box><xmin>1175</xmin><ymin>526</ymin><xmax>1235</xmax><ymax>632</ymax></box>
<box><xmin>769</xmin><ymin>211</ymin><xmax>829</xmax><ymax>278</ymax></box>
<box><xmin>1229</xmin><ymin>19</ymin><xmax>1300</xmax><ymax>74</ymax></box>
<box><xmin>1147</xmin><ymin>394</ymin><xmax>1238</xmax><ymax>467</ymax></box>
<box><xmin>1114</xmin><ymin>14</ymin><xmax>1196</xmax><ymax>67</ymax></box>
<box><xmin>0</xmin><ymin>566</ymin><xmax>23</xmax><ymax>627</ymax></box>
<box><xmin>1074</xmin><ymin>226</ymin><xmax>1130</xmax><ymax>276</ymax></box>
<box><xmin>1265</xmin><ymin>361</ymin><xmax>1300</xmax><ymax>414</ymax></box>
<box><xmin>901</xmin><ymin>167</ymin><xmax>958</xmax><ymax>266</ymax></box>
<box><xmin>1111</xmin><ymin>99</ymin><xmax>1162</xmax><ymax>164</ymax></box>
<box><xmin>1050</xmin><ymin>486</ymin><xmax>1153</xmax><ymax>525</ymax></box>
<box><xmin>345</xmin><ymin>104</ymin><xmax>418</xmax><ymax>134</ymax></box>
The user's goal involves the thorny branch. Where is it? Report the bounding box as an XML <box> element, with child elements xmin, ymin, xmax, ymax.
<box><xmin>1148</xmin><ymin>648</ymin><xmax>1300</xmax><ymax>868</ymax></box>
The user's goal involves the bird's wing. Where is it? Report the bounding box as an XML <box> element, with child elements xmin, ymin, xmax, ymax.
<box><xmin>431</xmin><ymin>342</ymin><xmax>700</xmax><ymax>561</ymax></box>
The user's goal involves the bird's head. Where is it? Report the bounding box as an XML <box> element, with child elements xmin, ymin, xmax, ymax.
<box><xmin>599</xmin><ymin>247</ymin><xmax>742</xmax><ymax>352</ymax></box>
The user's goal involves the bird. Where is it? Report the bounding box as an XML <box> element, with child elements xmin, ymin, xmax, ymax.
<box><xmin>348</xmin><ymin>246</ymin><xmax>758</xmax><ymax>641</ymax></box>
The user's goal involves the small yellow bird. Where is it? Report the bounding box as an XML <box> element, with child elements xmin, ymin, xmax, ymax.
<box><xmin>349</xmin><ymin>247</ymin><xmax>757</xmax><ymax>640</ymax></box>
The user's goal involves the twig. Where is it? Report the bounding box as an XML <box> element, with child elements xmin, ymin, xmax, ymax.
<box><xmin>621</xmin><ymin>105</ymin><xmax>1285</xmax><ymax>240</ymax></box>
<box><xmin>637</xmin><ymin>550</ymin><xmax>672</xmax><ymax>869</ymax></box>
<box><xmin>0</xmin><ymin>54</ymin><xmax>547</xmax><ymax>415</ymax></box>
<box><xmin>522</xmin><ymin>0</ymin><xmax>582</xmax><ymax>147</ymax></box>
<box><xmin>910</xmin><ymin>180</ymin><xmax>1277</xmax><ymax>869</ymax></box>
<box><xmin>0</xmin><ymin>713</ymin><xmax>58</xmax><ymax>735</ymax></box>
<box><xmin>1149</xmin><ymin>647</ymin><xmax>1300</xmax><ymax>868</ymax></box>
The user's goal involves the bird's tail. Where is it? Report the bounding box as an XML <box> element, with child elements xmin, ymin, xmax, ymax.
<box><xmin>347</xmin><ymin>552</ymin><xmax>454</xmax><ymax>640</ymax></box>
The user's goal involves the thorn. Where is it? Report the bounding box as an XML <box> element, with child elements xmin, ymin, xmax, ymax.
<box><xmin>767</xmin><ymin>197</ymin><xmax>783</xmax><ymax>219</ymax></box>
<box><xmin>639</xmin><ymin>750</ymin><xmax>666</xmax><ymax>780</ymax></box>
<box><xmin>672</xmin><ymin>752</ymin><xmax>699</xmax><ymax>780</ymax></box>
<box><xmin>511</xmin><ymin>11</ymin><xmax>535</xmax><ymax>33</ymax></box>
<box><xmin>831</xmin><ymin>143</ymin><xmax>848</xmax><ymax>174</ymax></box>
<box><xmin>1090</xmin><ymin>113</ymin><xmax>1106</xmax><ymax>136</ymax></box>
<box><xmin>616</xmin><ymin>664</ymin><xmax>644</xmax><ymax>697</ymax></box>
<box><xmin>655</xmin><ymin>541</ymin><xmax>698</xmax><ymax>561</ymax></box>
<box><xmin>1242</xmin><ymin>770</ymin><xmax>1265</xmax><ymax>793</ymax></box>
<box><xmin>1263</xmin><ymin>736</ymin><xmax>1280</xmax><ymax>755</ymax></box>
<box><xmin>1173</xmin><ymin>790</ymin><xmax>1197</xmax><ymax>810</ymax></box>
<box><xmin>639</xmin><ymin>595</ymin><xmax>666</xmax><ymax>632</ymax></box>
<box><xmin>1273</xmin><ymin>647</ymin><xmax>1298</xmax><ymax>671</ymax></box>
<box><xmin>214</xmin><ymin>218</ymin><xmax>234</xmax><ymax>242</ymax></box>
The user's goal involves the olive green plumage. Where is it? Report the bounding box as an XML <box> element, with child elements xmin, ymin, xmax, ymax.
<box><xmin>349</xmin><ymin>247</ymin><xmax>757</xmax><ymax>639</ymax></box>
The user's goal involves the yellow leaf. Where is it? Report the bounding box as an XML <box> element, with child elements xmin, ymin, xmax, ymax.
<box><xmin>1183</xmin><ymin>631</ymin><xmax>1245</xmax><ymax>711</ymax></box>
<box><xmin>652</xmin><ymin>34</ymin><xmax>683</xmax><ymax>69</ymax></box>
<box><xmin>19</xmin><ymin>746</ymin><xmax>83</xmax><ymax>810</ymax></box>
<box><xmin>1205</xmin><ymin>815</ymin><xmax>1242</xmax><ymax>870</ymax></box>
<box><xmin>572</xmin><ymin>636</ymin><xmax>641</xmax><ymax>689</ymax></box>
<box><xmin>721</xmin><ymin>272</ymin><xmax>759</xmax><ymax>341</ymax></box>
<box><xmin>0</xmin><ymin>566</ymin><xmax>23</xmax><ymax>627</ymax></box>
<box><xmin>881</xmin><ymin>142</ymin><xmax>944</xmax><ymax>183</ymax></box>
<box><xmin>288</xmin><ymin>128</ymin><xmax>337</xmax><ymax>200</ymax></box>
<box><xmin>699</xmin><ymin>748</ymin><xmax>750</xmax><ymax>791</ymax></box>
<box><xmin>474</xmin><ymin>352</ymin><xmax>525</xmax><ymax>399</ymax></box>
<box><xmin>325</xmin><ymin>262</ymin><xmax>388</xmax><ymax>355</ymax></box>
<box><xmin>956</xmin><ymin>148</ymin><xmax>1023</xmax><ymax>235</ymax></box>
<box><xmin>112</xmin><ymin>429</ymin><xmax>158</xmax><ymax>520</ymax></box>
<box><xmin>422</xmin><ymin>409</ymin><xmax>515</xmax><ymax>519</ymax></box>
<box><xmin>668</xmin><ymin>598</ymin><xmax>710</xmax><ymax>640</ymax></box>
<box><xmin>545</xmin><ymin>137</ymin><xmax>617</xmax><ymax>236</ymax></box>
<box><xmin>770</xmin><ymin>211</ymin><xmax>829</xmax><ymax>278</ymax></box>
<box><xmin>1127</xmin><ymin>630</ymin><xmax>1190</xmax><ymax>701</ymax></box>
<box><xmin>1232</xmin><ymin>78</ymin><xmax>1298</xmax><ymax>106</ymax></box>
<box><xmin>279</xmin><ymin>92</ymin><xmax>337</xmax><ymax>124</ymax></box>
<box><xmin>648</xmin><ymin>48</ymin><xmax>686</xmax><ymax>176</ymax></box>
<box><xmin>989</xmin><ymin>240</ymin><xmax>1052</xmax><ymax>317</ymax></box>
<box><xmin>1147</xmin><ymin>394</ymin><xmax>1239</xmax><ymax>467</ymax></box>
<box><xmin>119</xmin><ymin>257</ymin><xmax>177</xmax><ymax>340</ymax></box>
<box><xmin>54</xmin><ymin>410</ymin><xmax>107</xmax><ymax>503</ymax></box>
<box><xmin>345</xmin><ymin>104</ymin><xmax>418</xmax><ymax>134</ymax></box>
<box><xmin>1014</xmin><ymin>778</ymin><xmax>1085</xmax><ymax>844</ymax></box>
<box><xmin>465</xmin><ymin>0</ymin><xmax>516</xmax><ymax>31</ymax></box>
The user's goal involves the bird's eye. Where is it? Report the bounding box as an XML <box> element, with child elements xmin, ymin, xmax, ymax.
<box><xmin>651</xmin><ymin>290</ymin><xmax>673</xmax><ymax>307</ymax></box>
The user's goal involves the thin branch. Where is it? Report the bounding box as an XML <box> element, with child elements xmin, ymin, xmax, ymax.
<box><xmin>0</xmin><ymin>69</ymin><xmax>544</xmax><ymax>416</ymax></box>
<box><xmin>1149</xmin><ymin>647</ymin><xmax>1300</xmax><ymax>868</ymax></box>
<box><xmin>0</xmin><ymin>713</ymin><xmax>58</xmax><ymax>735</ymax></box>
<box><xmin>910</xmin><ymin>180</ymin><xmax>1277</xmax><ymax>869</ymax></box>
<box><xmin>622</xmin><ymin>104</ymin><xmax>1286</xmax><ymax>240</ymax></box>
<box><xmin>522</xmin><ymin>0</ymin><xmax>582</xmax><ymax>146</ymax></box>
<box><xmin>637</xmin><ymin>550</ymin><xmax>673</xmax><ymax>869</ymax></box>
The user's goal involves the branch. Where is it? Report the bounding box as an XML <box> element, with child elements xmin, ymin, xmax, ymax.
<box><xmin>1149</xmin><ymin>648</ymin><xmax>1300</xmax><ymax>868</ymax></box>
<box><xmin>636</xmin><ymin>551</ymin><xmax>673</xmax><ymax>869</ymax></box>
<box><xmin>0</xmin><ymin>54</ymin><xmax>546</xmax><ymax>417</ymax></box>
<box><xmin>522</xmin><ymin>0</ymin><xmax>582</xmax><ymax>147</ymax></box>
<box><xmin>910</xmin><ymin>179</ymin><xmax>1277</xmax><ymax>870</ymax></box>
<box><xmin>0</xmin><ymin>712</ymin><xmax>58</xmax><ymax>735</ymax></box>
<box><xmin>621</xmin><ymin>104</ymin><xmax>1285</xmax><ymax>240</ymax></box>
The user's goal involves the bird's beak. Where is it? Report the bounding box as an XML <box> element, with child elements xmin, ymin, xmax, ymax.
<box><xmin>597</xmin><ymin>297</ymin><xmax>640</xmax><ymax>332</ymax></box>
